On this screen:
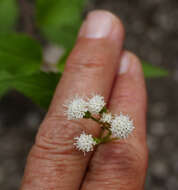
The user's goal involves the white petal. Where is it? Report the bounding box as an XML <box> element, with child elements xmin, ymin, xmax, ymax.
<box><xmin>88</xmin><ymin>95</ymin><xmax>106</xmax><ymax>114</ymax></box>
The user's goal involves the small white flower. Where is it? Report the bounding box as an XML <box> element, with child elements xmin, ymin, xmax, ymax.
<box><xmin>100</xmin><ymin>112</ymin><xmax>113</xmax><ymax>124</ymax></box>
<box><xmin>65</xmin><ymin>96</ymin><xmax>88</xmax><ymax>120</ymax></box>
<box><xmin>110</xmin><ymin>113</ymin><xmax>135</xmax><ymax>139</ymax></box>
<box><xmin>74</xmin><ymin>132</ymin><xmax>96</xmax><ymax>153</ymax></box>
<box><xmin>88</xmin><ymin>94</ymin><xmax>106</xmax><ymax>114</ymax></box>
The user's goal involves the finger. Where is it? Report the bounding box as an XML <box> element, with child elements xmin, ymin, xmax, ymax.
<box><xmin>81</xmin><ymin>51</ymin><xmax>148</xmax><ymax>190</ymax></box>
<box><xmin>20</xmin><ymin>11</ymin><xmax>124</xmax><ymax>190</ymax></box>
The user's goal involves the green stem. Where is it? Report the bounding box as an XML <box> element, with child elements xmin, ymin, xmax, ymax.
<box><xmin>99</xmin><ymin>125</ymin><xmax>111</xmax><ymax>138</ymax></box>
<box><xmin>110</xmin><ymin>137</ymin><xmax>119</xmax><ymax>141</ymax></box>
<box><xmin>102</xmin><ymin>130</ymin><xmax>112</xmax><ymax>142</ymax></box>
<box><xmin>90</xmin><ymin>116</ymin><xmax>102</xmax><ymax>124</ymax></box>
<box><xmin>89</xmin><ymin>114</ymin><xmax>118</xmax><ymax>144</ymax></box>
<box><xmin>99</xmin><ymin>127</ymin><xmax>105</xmax><ymax>138</ymax></box>
<box><xmin>90</xmin><ymin>115</ymin><xmax>110</xmax><ymax>129</ymax></box>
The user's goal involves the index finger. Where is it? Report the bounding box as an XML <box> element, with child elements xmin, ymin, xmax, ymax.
<box><xmin>20</xmin><ymin>11</ymin><xmax>124</xmax><ymax>190</ymax></box>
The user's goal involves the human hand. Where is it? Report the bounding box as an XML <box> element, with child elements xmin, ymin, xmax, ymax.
<box><xmin>20</xmin><ymin>10</ymin><xmax>148</xmax><ymax>190</ymax></box>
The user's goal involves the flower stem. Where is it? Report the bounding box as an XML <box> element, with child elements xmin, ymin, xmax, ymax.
<box><xmin>101</xmin><ymin>129</ymin><xmax>112</xmax><ymax>143</ymax></box>
<box><xmin>90</xmin><ymin>116</ymin><xmax>102</xmax><ymax>124</ymax></box>
<box><xmin>89</xmin><ymin>113</ymin><xmax>118</xmax><ymax>144</ymax></box>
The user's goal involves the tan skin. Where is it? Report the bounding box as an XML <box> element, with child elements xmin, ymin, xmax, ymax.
<box><xmin>20</xmin><ymin>10</ymin><xmax>148</xmax><ymax>190</ymax></box>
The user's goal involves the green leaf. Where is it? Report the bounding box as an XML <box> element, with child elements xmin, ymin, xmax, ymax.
<box><xmin>12</xmin><ymin>72</ymin><xmax>61</xmax><ymax>109</ymax></box>
<box><xmin>0</xmin><ymin>70</ymin><xmax>61</xmax><ymax>108</ymax></box>
<box><xmin>0</xmin><ymin>0</ymin><xmax>19</xmax><ymax>33</ymax></box>
<box><xmin>36</xmin><ymin>0</ymin><xmax>86</xmax><ymax>48</ymax></box>
<box><xmin>0</xmin><ymin>33</ymin><xmax>42</xmax><ymax>75</ymax></box>
<box><xmin>142</xmin><ymin>61</ymin><xmax>169</xmax><ymax>78</ymax></box>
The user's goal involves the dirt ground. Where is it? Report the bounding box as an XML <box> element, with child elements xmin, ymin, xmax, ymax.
<box><xmin>0</xmin><ymin>0</ymin><xmax>178</xmax><ymax>189</ymax></box>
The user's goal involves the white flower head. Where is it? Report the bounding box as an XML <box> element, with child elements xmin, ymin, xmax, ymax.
<box><xmin>74</xmin><ymin>132</ymin><xmax>96</xmax><ymax>153</ymax></box>
<box><xmin>65</xmin><ymin>96</ymin><xmax>88</xmax><ymax>120</ymax></box>
<box><xmin>100</xmin><ymin>112</ymin><xmax>113</xmax><ymax>124</ymax></box>
<box><xmin>88</xmin><ymin>94</ymin><xmax>106</xmax><ymax>114</ymax></box>
<box><xmin>110</xmin><ymin>113</ymin><xmax>135</xmax><ymax>139</ymax></box>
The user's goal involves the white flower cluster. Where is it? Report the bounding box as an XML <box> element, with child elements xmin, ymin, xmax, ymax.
<box><xmin>65</xmin><ymin>96</ymin><xmax>88</xmax><ymax>120</ymax></box>
<box><xmin>65</xmin><ymin>94</ymin><xmax>135</xmax><ymax>154</ymax></box>
<box><xmin>74</xmin><ymin>132</ymin><xmax>96</xmax><ymax>153</ymax></box>
<box><xmin>100</xmin><ymin>112</ymin><xmax>113</xmax><ymax>124</ymax></box>
<box><xmin>88</xmin><ymin>95</ymin><xmax>106</xmax><ymax>114</ymax></box>
<box><xmin>110</xmin><ymin>113</ymin><xmax>135</xmax><ymax>139</ymax></box>
<box><xmin>65</xmin><ymin>94</ymin><xmax>105</xmax><ymax>120</ymax></box>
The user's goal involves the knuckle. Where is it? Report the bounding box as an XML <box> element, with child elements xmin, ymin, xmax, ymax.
<box><xmin>33</xmin><ymin>115</ymin><xmax>85</xmax><ymax>159</ymax></box>
<box><xmin>66</xmin><ymin>42</ymin><xmax>113</xmax><ymax>73</ymax></box>
<box><xmin>66</xmin><ymin>54</ymin><xmax>108</xmax><ymax>73</ymax></box>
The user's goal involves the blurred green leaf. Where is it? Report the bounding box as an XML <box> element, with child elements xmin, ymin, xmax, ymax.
<box><xmin>0</xmin><ymin>70</ymin><xmax>61</xmax><ymax>109</ymax></box>
<box><xmin>0</xmin><ymin>33</ymin><xmax>42</xmax><ymax>75</ymax></box>
<box><xmin>12</xmin><ymin>72</ymin><xmax>61</xmax><ymax>109</ymax></box>
<box><xmin>142</xmin><ymin>61</ymin><xmax>169</xmax><ymax>78</ymax></box>
<box><xmin>36</xmin><ymin>0</ymin><xmax>86</xmax><ymax>48</ymax></box>
<box><xmin>0</xmin><ymin>0</ymin><xmax>19</xmax><ymax>33</ymax></box>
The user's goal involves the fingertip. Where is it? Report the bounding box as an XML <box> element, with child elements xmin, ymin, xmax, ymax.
<box><xmin>119</xmin><ymin>51</ymin><xmax>144</xmax><ymax>77</ymax></box>
<box><xmin>79</xmin><ymin>10</ymin><xmax>125</xmax><ymax>43</ymax></box>
<box><xmin>121</xmin><ymin>51</ymin><xmax>147</xmax><ymax>104</ymax></box>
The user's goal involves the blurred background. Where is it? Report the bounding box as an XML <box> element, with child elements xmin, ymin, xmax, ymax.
<box><xmin>0</xmin><ymin>0</ymin><xmax>178</xmax><ymax>189</ymax></box>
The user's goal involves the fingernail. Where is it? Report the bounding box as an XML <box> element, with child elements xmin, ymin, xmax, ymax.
<box><xmin>79</xmin><ymin>10</ymin><xmax>120</xmax><ymax>39</ymax></box>
<box><xmin>119</xmin><ymin>51</ymin><xmax>143</xmax><ymax>76</ymax></box>
<box><xmin>119</xmin><ymin>52</ymin><xmax>131</xmax><ymax>74</ymax></box>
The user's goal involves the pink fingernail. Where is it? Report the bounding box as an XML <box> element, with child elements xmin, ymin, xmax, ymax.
<box><xmin>79</xmin><ymin>10</ymin><xmax>120</xmax><ymax>39</ymax></box>
<box><xmin>119</xmin><ymin>52</ymin><xmax>131</xmax><ymax>74</ymax></box>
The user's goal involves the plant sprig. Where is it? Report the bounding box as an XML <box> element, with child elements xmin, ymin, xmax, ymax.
<box><xmin>65</xmin><ymin>94</ymin><xmax>135</xmax><ymax>154</ymax></box>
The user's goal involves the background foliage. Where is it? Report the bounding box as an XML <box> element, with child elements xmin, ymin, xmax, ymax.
<box><xmin>0</xmin><ymin>0</ymin><xmax>168</xmax><ymax>109</ymax></box>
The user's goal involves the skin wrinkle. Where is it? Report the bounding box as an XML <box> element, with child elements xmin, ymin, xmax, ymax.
<box><xmin>66</xmin><ymin>56</ymin><xmax>116</xmax><ymax>74</ymax></box>
<box><xmin>28</xmin><ymin>147</ymin><xmax>86</xmax><ymax>175</ymax></box>
<box><xmin>22</xmin><ymin>161</ymin><xmax>66</xmax><ymax>189</ymax></box>
<box><xmin>84</xmin><ymin>153</ymin><xmax>146</xmax><ymax>190</ymax></box>
<box><xmin>65</xmin><ymin>41</ymin><xmax>118</xmax><ymax>77</ymax></box>
<box><xmin>22</xmin><ymin>116</ymin><xmax>93</xmax><ymax>190</ymax></box>
<box><xmin>28</xmin><ymin>152</ymin><xmax>84</xmax><ymax>177</ymax></box>
<box><xmin>22</xmin><ymin>144</ymin><xmax>87</xmax><ymax>190</ymax></box>
<box><xmin>34</xmin><ymin>118</ymin><xmax>98</xmax><ymax>159</ymax></box>
<box><xmin>39</xmin><ymin>115</ymin><xmax>98</xmax><ymax>140</ymax></box>
<box><xmin>90</xmin><ymin>143</ymin><xmax>146</xmax><ymax>175</ymax></box>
